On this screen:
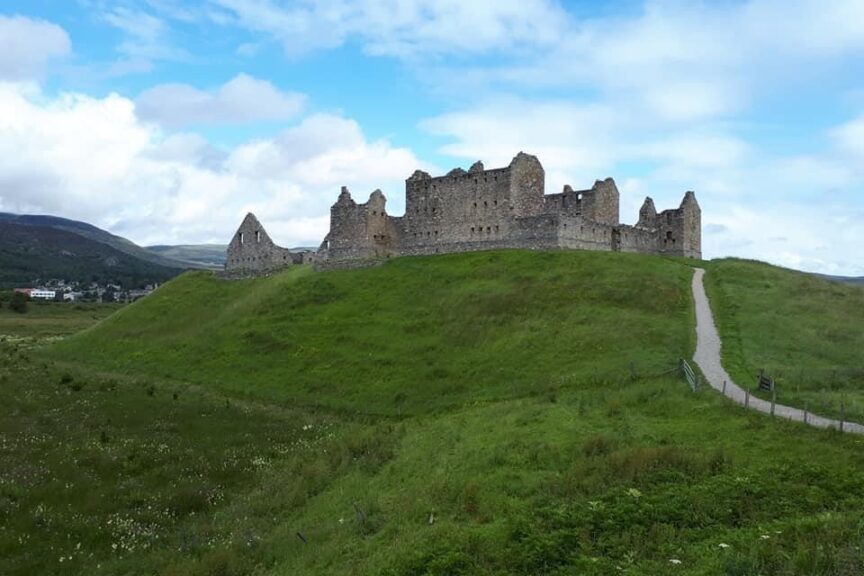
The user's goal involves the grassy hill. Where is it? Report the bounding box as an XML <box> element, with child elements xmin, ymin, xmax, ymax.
<box><xmin>146</xmin><ymin>244</ymin><xmax>228</xmax><ymax>269</ymax></box>
<box><xmin>48</xmin><ymin>251</ymin><xmax>695</xmax><ymax>414</ymax></box>
<box><xmin>3</xmin><ymin>251</ymin><xmax>863</xmax><ymax>575</ymax></box>
<box><xmin>704</xmin><ymin>258</ymin><xmax>864</xmax><ymax>421</ymax></box>
<box><xmin>0</xmin><ymin>221</ymin><xmax>184</xmax><ymax>289</ymax></box>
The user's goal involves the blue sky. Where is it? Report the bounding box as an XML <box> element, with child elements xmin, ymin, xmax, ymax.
<box><xmin>0</xmin><ymin>0</ymin><xmax>862</xmax><ymax>274</ymax></box>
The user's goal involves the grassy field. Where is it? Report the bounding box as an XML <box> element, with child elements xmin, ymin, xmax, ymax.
<box><xmin>48</xmin><ymin>251</ymin><xmax>695</xmax><ymax>415</ymax></box>
<box><xmin>0</xmin><ymin>301</ymin><xmax>123</xmax><ymax>341</ymax></box>
<box><xmin>2</xmin><ymin>250</ymin><xmax>863</xmax><ymax>575</ymax></box>
<box><xmin>704</xmin><ymin>258</ymin><xmax>864</xmax><ymax>422</ymax></box>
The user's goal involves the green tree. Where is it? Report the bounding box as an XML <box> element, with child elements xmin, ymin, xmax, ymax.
<box><xmin>9</xmin><ymin>291</ymin><xmax>29</xmax><ymax>314</ymax></box>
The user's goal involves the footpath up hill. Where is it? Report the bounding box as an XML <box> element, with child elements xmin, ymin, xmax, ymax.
<box><xmin>50</xmin><ymin>250</ymin><xmax>695</xmax><ymax>414</ymax></box>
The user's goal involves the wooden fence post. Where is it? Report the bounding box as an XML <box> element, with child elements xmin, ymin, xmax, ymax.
<box><xmin>722</xmin><ymin>380</ymin><xmax>727</xmax><ymax>395</ymax></box>
<box><xmin>745</xmin><ymin>389</ymin><xmax>750</xmax><ymax>408</ymax></box>
<box><xmin>770</xmin><ymin>390</ymin><xmax>776</xmax><ymax>417</ymax></box>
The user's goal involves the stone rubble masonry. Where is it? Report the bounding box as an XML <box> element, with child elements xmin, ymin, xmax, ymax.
<box><xmin>223</xmin><ymin>152</ymin><xmax>701</xmax><ymax>275</ymax></box>
<box><xmin>222</xmin><ymin>213</ymin><xmax>312</xmax><ymax>277</ymax></box>
<box><xmin>316</xmin><ymin>152</ymin><xmax>700</xmax><ymax>267</ymax></box>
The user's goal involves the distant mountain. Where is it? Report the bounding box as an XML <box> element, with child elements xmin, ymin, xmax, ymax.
<box><xmin>812</xmin><ymin>273</ymin><xmax>864</xmax><ymax>285</ymax></box>
<box><xmin>146</xmin><ymin>244</ymin><xmax>319</xmax><ymax>270</ymax></box>
<box><xmin>0</xmin><ymin>213</ymin><xmax>190</xmax><ymax>269</ymax></box>
<box><xmin>147</xmin><ymin>244</ymin><xmax>227</xmax><ymax>269</ymax></box>
<box><xmin>0</xmin><ymin>220</ymin><xmax>182</xmax><ymax>289</ymax></box>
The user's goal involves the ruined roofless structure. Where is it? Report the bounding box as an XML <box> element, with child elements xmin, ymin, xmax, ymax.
<box><xmin>224</xmin><ymin>152</ymin><xmax>701</xmax><ymax>274</ymax></box>
<box><xmin>223</xmin><ymin>213</ymin><xmax>311</xmax><ymax>276</ymax></box>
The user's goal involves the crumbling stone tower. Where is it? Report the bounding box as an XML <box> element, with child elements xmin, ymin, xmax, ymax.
<box><xmin>635</xmin><ymin>191</ymin><xmax>701</xmax><ymax>259</ymax></box>
<box><xmin>323</xmin><ymin>187</ymin><xmax>399</xmax><ymax>261</ymax></box>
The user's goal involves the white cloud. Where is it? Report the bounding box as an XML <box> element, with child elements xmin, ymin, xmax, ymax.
<box><xmin>432</xmin><ymin>0</ymin><xmax>864</xmax><ymax>124</ymax></box>
<box><xmin>419</xmin><ymin>97</ymin><xmax>864</xmax><ymax>275</ymax></box>
<box><xmin>832</xmin><ymin>114</ymin><xmax>864</xmax><ymax>160</ymax></box>
<box><xmin>0</xmin><ymin>83</ymin><xmax>422</xmax><ymax>247</ymax></box>
<box><xmin>102</xmin><ymin>6</ymin><xmax>188</xmax><ymax>62</ymax></box>
<box><xmin>136</xmin><ymin>74</ymin><xmax>306</xmax><ymax>128</ymax></box>
<box><xmin>421</xmin><ymin>98</ymin><xmax>621</xmax><ymax>194</ymax></box>
<box><xmin>0</xmin><ymin>16</ymin><xmax>71</xmax><ymax>80</ymax></box>
<box><xmin>209</xmin><ymin>0</ymin><xmax>568</xmax><ymax>58</ymax></box>
<box><xmin>702</xmin><ymin>201</ymin><xmax>864</xmax><ymax>276</ymax></box>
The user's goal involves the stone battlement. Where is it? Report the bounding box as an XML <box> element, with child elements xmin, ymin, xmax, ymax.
<box><xmin>223</xmin><ymin>152</ymin><xmax>701</xmax><ymax>275</ymax></box>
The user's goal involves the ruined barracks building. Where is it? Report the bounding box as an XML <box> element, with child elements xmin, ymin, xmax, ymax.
<box><xmin>224</xmin><ymin>152</ymin><xmax>701</xmax><ymax>274</ymax></box>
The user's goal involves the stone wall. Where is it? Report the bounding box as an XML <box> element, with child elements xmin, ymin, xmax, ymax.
<box><xmin>223</xmin><ymin>213</ymin><xmax>295</xmax><ymax>276</ymax></box>
<box><xmin>633</xmin><ymin>191</ymin><xmax>701</xmax><ymax>259</ymax></box>
<box><xmin>237</xmin><ymin>152</ymin><xmax>702</xmax><ymax>271</ymax></box>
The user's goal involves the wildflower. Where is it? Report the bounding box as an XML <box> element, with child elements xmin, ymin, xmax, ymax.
<box><xmin>760</xmin><ymin>534</ymin><xmax>770</xmax><ymax>540</ymax></box>
<box><xmin>626</xmin><ymin>488</ymin><xmax>642</xmax><ymax>498</ymax></box>
<box><xmin>718</xmin><ymin>543</ymin><xmax>730</xmax><ymax>549</ymax></box>
<box><xmin>669</xmin><ymin>558</ymin><xmax>682</xmax><ymax>565</ymax></box>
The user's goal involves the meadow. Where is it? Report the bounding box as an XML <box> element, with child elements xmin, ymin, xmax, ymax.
<box><xmin>704</xmin><ymin>258</ymin><xmax>864</xmax><ymax>422</ymax></box>
<box><xmin>1</xmin><ymin>251</ymin><xmax>863</xmax><ymax>575</ymax></box>
<box><xmin>0</xmin><ymin>300</ymin><xmax>122</xmax><ymax>341</ymax></box>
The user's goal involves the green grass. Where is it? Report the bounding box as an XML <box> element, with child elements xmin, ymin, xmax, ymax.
<box><xmin>2</xmin><ymin>250</ymin><xmax>864</xmax><ymax>575</ymax></box>
<box><xmin>48</xmin><ymin>251</ymin><xmax>695</xmax><ymax>415</ymax></box>
<box><xmin>0</xmin><ymin>342</ymin><xmax>359</xmax><ymax>576</ymax></box>
<box><xmin>0</xmin><ymin>301</ymin><xmax>122</xmax><ymax>341</ymax></box>
<box><xmin>704</xmin><ymin>258</ymin><xmax>864</xmax><ymax>422</ymax></box>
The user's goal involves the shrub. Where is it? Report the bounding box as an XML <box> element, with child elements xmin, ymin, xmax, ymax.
<box><xmin>9</xmin><ymin>292</ymin><xmax>28</xmax><ymax>314</ymax></box>
<box><xmin>582</xmin><ymin>434</ymin><xmax>615</xmax><ymax>457</ymax></box>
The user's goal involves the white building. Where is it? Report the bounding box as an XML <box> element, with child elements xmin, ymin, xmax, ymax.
<box><xmin>30</xmin><ymin>289</ymin><xmax>56</xmax><ymax>300</ymax></box>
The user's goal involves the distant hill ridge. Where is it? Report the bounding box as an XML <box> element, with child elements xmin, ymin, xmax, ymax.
<box><xmin>146</xmin><ymin>244</ymin><xmax>227</xmax><ymax>270</ymax></box>
<box><xmin>0</xmin><ymin>213</ymin><xmax>190</xmax><ymax>270</ymax></box>
<box><xmin>0</xmin><ymin>219</ymin><xmax>181</xmax><ymax>289</ymax></box>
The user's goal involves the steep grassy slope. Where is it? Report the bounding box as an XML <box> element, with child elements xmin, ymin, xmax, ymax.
<box><xmin>704</xmin><ymin>258</ymin><xmax>864</xmax><ymax>421</ymax></box>
<box><xmin>49</xmin><ymin>251</ymin><xmax>695</xmax><ymax>414</ymax></box>
<box><xmin>0</xmin><ymin>221</ymin><xmax>182</xmax><ymax>289</ymax></box>
<box><xmin>5</xmin><ymin>251</ymin><xmax>863</xmax><ymax>575</ymax></box>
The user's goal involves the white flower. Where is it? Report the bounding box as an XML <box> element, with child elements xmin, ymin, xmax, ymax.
<box><xmin>626</xmin><ymin>488</ymin><xmax>642</xmax><ymax>498</ymax></box>
<box><xmin>760</xmin><ymin>534</ymin><xmax>770</xmax><ymax>540</ymax></box>
<box><xmin>669</xmin><ymin>558</ymin><xmax>682</xmax><ymax>565</ymax></box>
<box><xmin>718</xmin><ymin>543</ymin><xmax>730</xmax><ymax>549</ymax></box>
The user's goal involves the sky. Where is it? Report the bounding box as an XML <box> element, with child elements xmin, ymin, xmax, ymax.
<box><xmin>0</xmin><ymin>0</ymin><xmax>862</xmax><ymax>275</ymax></box>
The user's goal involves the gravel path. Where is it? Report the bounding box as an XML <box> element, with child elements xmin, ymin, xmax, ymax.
<box><xmin>691</xmin><ymin>267</ymin><xmax>864</xmax><ymax>435</ymax></box>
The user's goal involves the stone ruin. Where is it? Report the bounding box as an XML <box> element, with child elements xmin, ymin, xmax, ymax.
<box><xmin>224</xmin><ymin>152</ymin><xmax>701</xmax><ymax>275</ymax></box>
<box><xmin>222</xmin><ymin>213</ymin><xmax>312</xmax><ymax>277</ymax></box>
